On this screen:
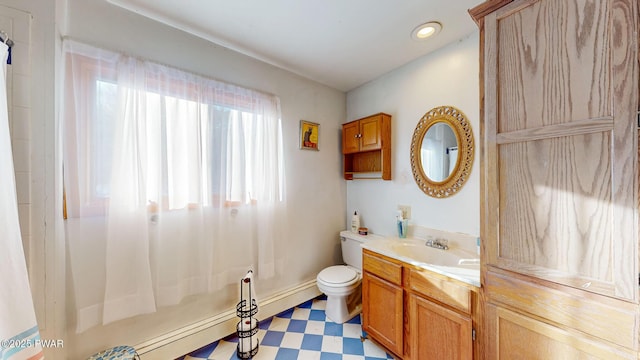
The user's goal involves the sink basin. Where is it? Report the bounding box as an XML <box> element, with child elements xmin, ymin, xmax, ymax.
<box><xmin>387</xmin><ymin>241</ymin><xmax>480</xmax><ymax>270</ymax></box>
<box><xmin>360</xmin><ymin>236</ymin><xmax>480</xmax><ymax>286</ymax></box>
<box><xmin>390</xmin><ymin>242</ymin><xmax>464</xmax><ymax>267</ymax></box>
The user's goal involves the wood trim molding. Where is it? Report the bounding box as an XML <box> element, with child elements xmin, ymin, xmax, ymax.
<box><xmin>489</xmin><ymin>305</ymin><xmax>637</xmax><ymax>359</ymax></box>
<box><xmin>485</xmin><ymin>267</ymin><xmax>639</xmax><ymax>350</ymax></box>
<box><xmin>468</xmin><ymin>0</ymin><xmax>514</xmax><ymax>26</ymax></box>
<box><xmin>496</xmin><ymin>117</ymin><xmax>614</xmax><ymax>144</ymax></box>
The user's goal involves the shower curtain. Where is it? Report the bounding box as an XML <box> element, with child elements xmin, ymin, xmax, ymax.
<box><xmin>0</xmin><ymin>42</ymin><xmax>43</xmax><ymax>359</ymax></box>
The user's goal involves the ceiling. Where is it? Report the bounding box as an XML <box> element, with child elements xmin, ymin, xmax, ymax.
<box><xmin>106</xmin><ymin>0</ymin><xmax>481</xmax><ymax>92</ymax></box>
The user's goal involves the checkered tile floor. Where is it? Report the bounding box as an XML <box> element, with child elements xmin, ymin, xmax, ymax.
<box><xmin>178</xmin><ymin>295</ymin><xmax>394</xmax><ymax>360</ymax></box>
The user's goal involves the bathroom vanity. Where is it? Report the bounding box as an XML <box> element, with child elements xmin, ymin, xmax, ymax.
<box><xmin>361</xmin><ymin>238</ymin><xmax>480</xmax><ymax>359</ymax></box>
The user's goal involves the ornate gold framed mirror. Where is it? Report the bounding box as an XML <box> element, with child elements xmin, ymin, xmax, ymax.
<box><xmin>410</xmin><ymin>106</ymin><xmax>474</xmax><ymax>198</ymax></box>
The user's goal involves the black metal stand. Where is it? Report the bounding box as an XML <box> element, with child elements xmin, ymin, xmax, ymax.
<box><xmin>236</xmin><ymin>270</ymin><xmax>259</xmax><ymax>359</ymax></box>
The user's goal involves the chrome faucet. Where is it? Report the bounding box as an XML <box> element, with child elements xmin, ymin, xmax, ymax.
<box><xmin>425</xmin><ymin>238</ymin><xmax>449</xmax><ymax>250</ymax></box>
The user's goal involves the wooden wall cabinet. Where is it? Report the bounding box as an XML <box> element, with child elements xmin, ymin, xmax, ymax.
<box><xmin>362</xmin><ymin>249</ymin><xmax>478</xmax><ymax>359</ymax></box>
<box><xmin>342</xmin><ymin>113</ymin><xmax>391</xmax><ymax>180</ymax></box>
<box><xmin>470</xmin><ymin>0</ymin><xmax>639</xmax><ymax>358</ymax></box>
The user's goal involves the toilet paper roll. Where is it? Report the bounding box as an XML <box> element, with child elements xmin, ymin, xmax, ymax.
<box><xmin>242</xmin><ymin>270</ymin><xmax>259</xmax><ymax>311</ymax></box>
<box><xmin>237</xmin><ymin>318</ymin><xmax>257</xmax><ymax>332</ymax></box>
<box><xmin>238</xmin><ymin>336</ymin><xmax>259</xmax><ymax>353</ymax></box>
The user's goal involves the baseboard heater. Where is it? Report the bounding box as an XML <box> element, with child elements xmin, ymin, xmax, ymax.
<box><xmin>132</xmin><ymin>279</ymin><xmax>321</xmax><ymax>359</ymax></box>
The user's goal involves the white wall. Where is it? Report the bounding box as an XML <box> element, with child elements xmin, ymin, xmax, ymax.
<box><xmin>346</xmin><ymin>32</ymin><xmax>480</xmax><ymax>239</ymax></box>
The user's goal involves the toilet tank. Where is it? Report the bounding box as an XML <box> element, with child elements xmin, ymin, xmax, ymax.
<box><xmin>341</xmin><ymin>232</ymin><xmax>364</xmax><ymax>270</ymax></box>
<box><xmin>340</xmin><ymin>231</ymin><xmax>382</xmax><ymax>271</ymax></box>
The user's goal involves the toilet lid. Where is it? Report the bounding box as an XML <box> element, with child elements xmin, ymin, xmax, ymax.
<box><xmin>318</xmin><ymin>266</ymin><xmax>358</xmax><ymax>285</ymax></box>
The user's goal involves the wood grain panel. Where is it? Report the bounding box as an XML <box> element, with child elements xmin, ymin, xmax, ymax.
<box><xmin>468</xmin><ymin>0</ymin><xmax>514</xmax><ymax>26</ymax></box>
<box><xmin>349</xmin><ymin>151</ymin><xmax>382</xmax><ymax>173</ymax></box>
<box><xmin>478</xmin><ymin>0</ymin><xmax>639</xmax><ymax>357</ymax></box>
<box><xmin>409</xmin><ymin>293</ymin><xmax>472</xmax><ymax>360</ymax></box>
<box><xmin>496</xmin><ymin>117</ymin><xmax>613</xmax><ymax>144</ymax></box>
<box><xmin>380</xmin><ymin>116</ymin><xmax>391</xmax><ymax>180</ymax></box>
<box><xmin>362</xmin><ymin>272</ymin><xmax>404</xmax><ymax>357</ymax></box>
<box><xmin>359</xmin><ymin>115</ymin><xmax>382</xmax><ymax>151</ymax></box>
<box><xmin>487</xmin><ymin>0</ymin><xmax>638</xmax><ymax>301</ymax></box>
<box><xmin>485</xmin><ymin>268</ymin><xmax>639</xmax><ymax>350</ymax></box>
<box><xmin>363</xmin><ymin>249</ymin><xmax>402</xmax><ymax>285</ymax></box>
<box><xmin>497</xmin><ymin>0</ymin><xmax>611</xmax><ymax>133</ymax></box>
<box><xmin>608</xmin><ymin>0</ymin><xmax>638</xmax><ymax>302</ymax></box>
<box><xmin>487</xmin><ymin>304</ymin><xmax>636</xmax><ymax>359</ymax></box>
<box><xmin>409</xmin><ymin>268</ymin><xmax>472</xmax><ymax>314</ymax></box>
<box><xmin>342</xmin><ymin>121</ymin><xmax>360</xmax><ymax>154</ymax></box>
<box><xmin>499</xmin><ymin>133</ymin><xmax>613</xmax><ymax>285</ymax></box>
<box><xmin>482</xmin><ymin>9</ymin><xmax>500</xmax><ymax>289</ymax></box>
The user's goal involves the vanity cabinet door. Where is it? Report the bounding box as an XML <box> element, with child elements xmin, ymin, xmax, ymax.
<box><xmin>409</xmin><ymin>292</ymin><xmax>472</xmax><ymax>360</ymax></box>
<box><xmin>362</xmin><ymin>271</ymin><xmax>403</xmax><ymax>357</ymax></box>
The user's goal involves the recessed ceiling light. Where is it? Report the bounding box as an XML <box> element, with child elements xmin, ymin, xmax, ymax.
<box><xmin>411</xmin><ymin>21</ymin><xmax>442</xmax><ymax>41</ymax></box>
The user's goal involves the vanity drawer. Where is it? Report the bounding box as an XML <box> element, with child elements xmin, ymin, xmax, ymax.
<box><xmin>409</xmin><ymin>268</ymin><xmax>472</xmax><ymax>314</ymax></box>
<box><xmin>363</xmin><ymin>249</ymin><xmax>402</xmax><ymax>285</ymax></box>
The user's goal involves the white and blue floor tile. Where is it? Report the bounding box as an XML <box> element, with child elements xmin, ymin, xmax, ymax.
<box><xmin>179</xmin><ymin>295</ymin><xmax>394</xmax><ymax>360</ymax></box>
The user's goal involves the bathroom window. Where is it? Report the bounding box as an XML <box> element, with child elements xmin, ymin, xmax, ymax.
<box><xmin>63</xmin><ymin>43</ymin><xmax>287</xmax><ymax>328</ymax></box>
<box><xmin>62</xmin><ymin>41</ymin><xmax>285</xmax><ymax>218</ymax></box>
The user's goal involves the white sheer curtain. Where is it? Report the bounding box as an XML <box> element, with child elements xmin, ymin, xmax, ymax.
<box><xmin>0</xmin><ymin>41</ymin><xmax>44</xmax><ymax>360</ymax></box>
<box><xmin>62</xmin><ymin>40</ymin><xmax>286</xmax><ymax>332</ymax></box>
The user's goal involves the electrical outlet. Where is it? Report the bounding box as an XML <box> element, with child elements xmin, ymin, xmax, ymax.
<box><xmin>398</xmin><ymin>205</ymin><xmax>411</xmax><ymax>220</ymax></box>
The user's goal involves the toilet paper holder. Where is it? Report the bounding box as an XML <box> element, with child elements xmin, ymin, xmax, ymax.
<box><xmin>236</xmin><ymin>270</ymin><xmax>259</xmax><ymax>359</ymax></box>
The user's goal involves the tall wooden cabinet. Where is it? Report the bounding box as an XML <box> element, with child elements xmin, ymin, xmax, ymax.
<box><xmin>470</xmin><ymin>0</ymin><xmax>639</xmax><ymax>358</ymax></box>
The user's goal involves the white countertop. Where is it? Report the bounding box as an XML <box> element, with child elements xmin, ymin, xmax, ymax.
<box><xmin>343</xmin><ymin>230</ymin><xmax>480</xmax><ymax>287</ymax></box>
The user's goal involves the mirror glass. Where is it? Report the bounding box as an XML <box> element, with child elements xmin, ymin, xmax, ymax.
<box><xmin>420</xmin><ymin>122</ymin><xmax>458</xmax><ymax>182</ymax></box>
<box><xmin>410</xmin><ymin>106</ymin><xmax>474</xmax><ymax>198</ymax></box>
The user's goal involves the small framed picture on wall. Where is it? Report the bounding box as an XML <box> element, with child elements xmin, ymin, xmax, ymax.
<box><xmin>299</xmin><ymin>120</ymin><xmax>319</xmax><ymax>151</ymax></box>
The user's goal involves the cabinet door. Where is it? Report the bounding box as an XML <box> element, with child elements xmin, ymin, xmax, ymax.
<box><xmin>409</xmin><ymin>293</ymin><xmax>472</xmax><ymax>360</ymax></box>
<box><xmin>479</xmin><ymin>0</ymin><xmax>639</xmax><ymax>355</ymax></box>
<box><xmin>359</xmin><ymin>115</ymin><xmax>382</xmax><ymax>151</ymax></box>
<box><xmin>362</xmin><ymin>272</ymin><xmax>403</xmax><ymax>357</ymax></box>
<box><xmin>342</xmin><ymin>121</ymin><xmax>360</xmax><ymax>154</ymax></box>
<box><xmin>483</xmin><ymin>0</ymin><xmax>638</xmax><ymax>301</ymax></box>
<box><xmin>486</xmin><ymin>304</ymin><xmax>636</xmax><ymax>360</ymax></box>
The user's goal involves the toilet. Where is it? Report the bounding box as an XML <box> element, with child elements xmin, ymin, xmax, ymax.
<box><xmin>317</xmin><ymin>231</ymin><xmax>377</xmax><ymax>323</ymax></box>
